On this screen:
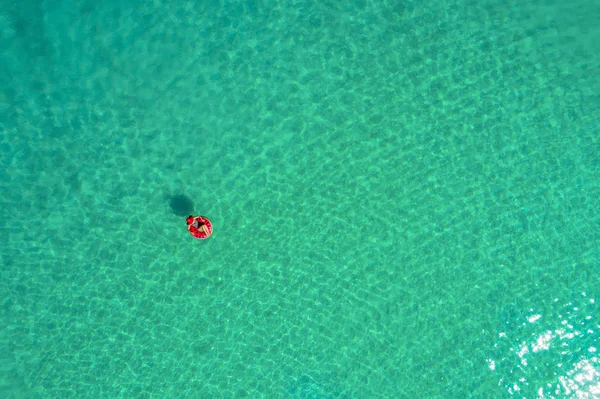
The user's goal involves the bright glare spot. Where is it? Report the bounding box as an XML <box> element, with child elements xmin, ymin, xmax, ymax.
<box><xmin>558</xmin><ymin>357</ymin><xmax>600</xmax><ymax>398</ymax></box>
<box><xmin>528</xmin><ymin>314</ymin><xmax>542</xmax><ymax>323</ymax></box>
<box><xmin>518</xmin><ymin>343</ymin><xmax>529</xmax><ymax>365</ymax></box>
<box><xmin>494</xmin><ymin>294</ymin><xmax>599</xmax><ymax>398</ymax></box>
<box><xmin>532</xmin><ymin>331</ymin><xmax>553</xmax><ymax>353</ymax></box>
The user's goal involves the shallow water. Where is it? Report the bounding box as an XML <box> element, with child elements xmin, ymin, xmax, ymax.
<box><xmin>1</xmin><ymin>0</ymin><xmax>599</xmax><ymax>398</ymax></box>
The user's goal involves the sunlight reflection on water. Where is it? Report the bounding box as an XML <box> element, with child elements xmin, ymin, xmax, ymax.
<box><xmin>489</xmin><ymin>293</ymin><xmax>599</xmax><ymax>398</ymax></box>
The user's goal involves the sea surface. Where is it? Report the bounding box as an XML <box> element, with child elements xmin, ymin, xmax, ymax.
<box><xmin>1</xmin><ymin>0</ymin><xmax>599</xmax><ymax>398</ymax></box>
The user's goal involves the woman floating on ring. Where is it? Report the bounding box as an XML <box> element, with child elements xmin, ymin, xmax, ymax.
<box><xmin>186</xmin><ymin>215</ymin><xmax>213</xmax><ymax>239</ymax></box>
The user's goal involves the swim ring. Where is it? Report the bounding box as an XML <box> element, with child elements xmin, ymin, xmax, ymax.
<box><xmin>186</xmin><ymin>215</ymin><xmax>213</xmax><ymax>239</ymax></box>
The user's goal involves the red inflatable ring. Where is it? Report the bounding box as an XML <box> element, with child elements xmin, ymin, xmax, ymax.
<box><xmin>186</xmin><ymin>215</ymin><xmax>213</xmax><ymax>239</ymax></box>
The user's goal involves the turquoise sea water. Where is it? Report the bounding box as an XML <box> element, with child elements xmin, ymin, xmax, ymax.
<box><xmin>1</xmin><ymin>0</ymin><xmax>599</xmax><ymax>398</ymax></box>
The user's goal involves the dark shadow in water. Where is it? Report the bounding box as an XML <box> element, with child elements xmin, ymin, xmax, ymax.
<box><xmin>167</xmin><ymin>194</ymin><xmax>194</xmax><ymax>217</ymax></box>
